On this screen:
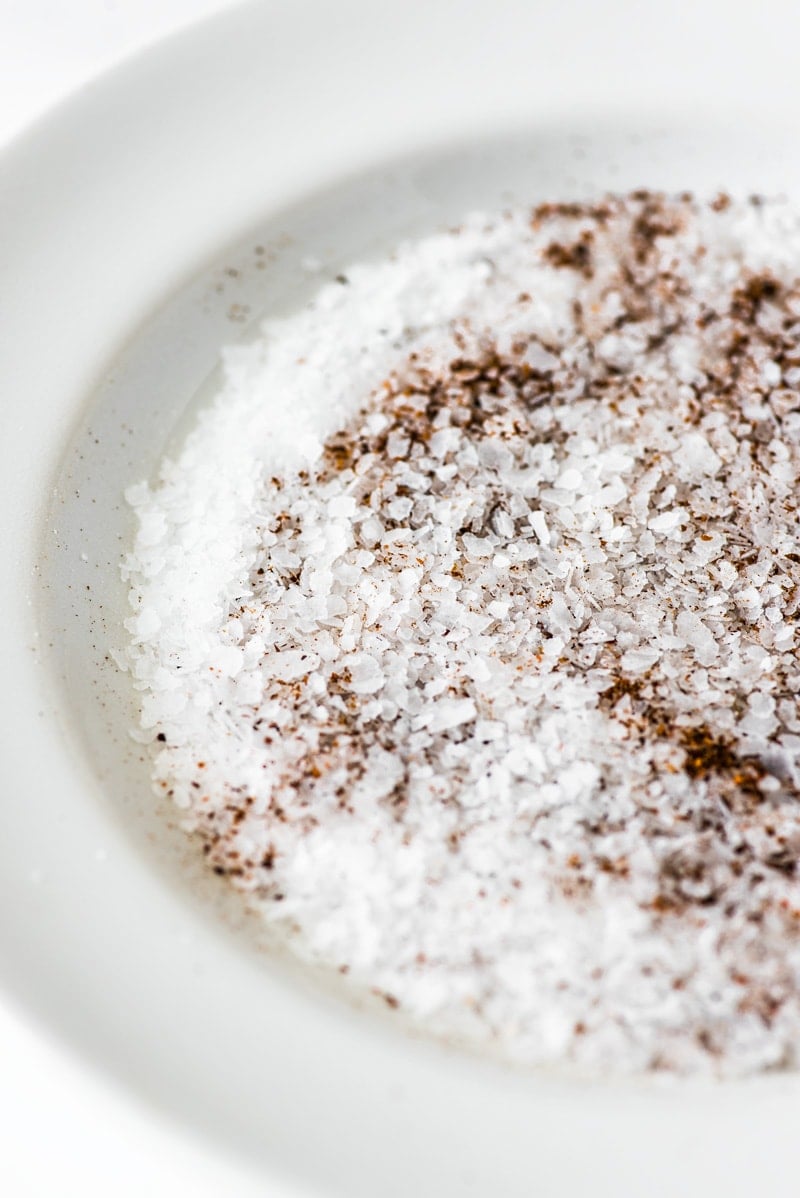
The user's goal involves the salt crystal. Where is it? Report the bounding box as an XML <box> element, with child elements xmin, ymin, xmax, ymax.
<box><xmin>677</xmin><ymin>431</ymin><xmax>722</xmax><ymax>478</ymax></box>
<box><xmin>557</xmin><ymin>467</ymin><xmax>582</xmax><ymax>491</ymax></box>
<box><xmin>328</xmin><ymin>495</ymin><xmax>356</xmax><ymax>518</ymax></box>
<box><xmin>648</xmin><ymin>509</ymin><xmax>681</xmax><ymax>533</ymax></box>
<box><xmin>528</xmin><ymin>510</ymin><xmax>550</xmax><ymax>546</ymax></box>
<box><xmin>620</xmin><ymin>646</ymin><xmax>660</xmax><ymax>673</ymax></box>
<box><xmin>345</xmin><ymin>653</ymin><xmax>385</xmax><ymax>695</ymax></box>
<box><xmin>416</xmin><ymin>697</ymin><xmax>477</xmax><ymax>733</ymax></box>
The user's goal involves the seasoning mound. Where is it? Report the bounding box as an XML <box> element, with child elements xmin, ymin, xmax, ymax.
<box><xmin>122</xmin><ymin>193</ymin><xmax>800</xmax><ymax>1075</ymax></box>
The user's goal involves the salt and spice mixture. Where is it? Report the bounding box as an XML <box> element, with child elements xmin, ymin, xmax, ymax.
<box><xmin>121</xmin><ymin>193</ymin><xmax>800</xmax><ymax>1075</ymax></box>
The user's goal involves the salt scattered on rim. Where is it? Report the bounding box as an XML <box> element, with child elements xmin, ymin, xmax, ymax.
<box><xmin>121</xmin><ymin>192</ymin><xmax>800</xmax><ymax>1075</ymax></box>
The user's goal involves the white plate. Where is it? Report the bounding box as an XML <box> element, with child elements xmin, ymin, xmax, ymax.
<box><xmin>3</xmin><ymin>1</ymin><xmax>800</xmax><ymax>1193</ymax></box>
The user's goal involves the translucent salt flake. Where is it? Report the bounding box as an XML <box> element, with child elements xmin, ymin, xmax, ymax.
<box><xmin>648</xmin><ymin>509</ymin><xmax>681</xmax><ymax>533</ymax></box>
<box><xmin>208</xmin><ymin>644</ymin><xmax>244</xmax><ymax>676</ymax></box>
<box><xmin>344</xmin><ymin>653</ymin><xmax>385</xmax><ymax>694</ymax></box>
<box><xmin>270</xmin><ymin>648</ymin><xmax>314</xmax><ymax>681</ymax></box>
<box><xmin>528</xmin><ymin>510</ymin><xmax>550</xmax><ymax>546</ymax></box>
<box><xmin>108</xmin><ymin>647</ymin><xmax>129</xmax><ymax>672</ymax></box>
<box><xmin>735</xmin><ymin>586</ymin><xmax>764</xmax><ymax>620</ymax></box>
<box><xmin>327</xmin><ymin>495</ymin><xmax>357</xmax><ymax>518</ymax></box>
<box><xmin>136</xmin><ymin>510</ymin><xmax>168</xmax><ymax>547</ymax></box>
<box><xmin>548</xmin><ymin>593</ymin><xmax>574</xmax><ymax>631</ymax></box>
<box><xmin>462</xmin><ymin>534</ymin><xmax>494</xmax><ymax>558</ymax></box>
<box><xmin>620</xmin><ymin>646</ymin><xmax>660</xmax><ymax>673</ymax></box>
<box><xmin>416</xmin><ymin>697</ymin><xmax>477</xmax><ymax>733</ymax></box>
<box><xmin>676</xmin><ymin>431</ymin><xmax>722</xmax><ymax>478</ymax></box>
<box><xmin>675</xmin><ymin>611</ymin><xmax>718</xmax><ymax>666</ymax></box>
<box><xmin>128</xmin><ymin>608</ymin><xmax>161</xmax><ymax>641</ymax></box>
<box><xmin>748</xmin><ymin>691</ymin><xmax>776</xmax><ymax>718</ymax></box>
<box><xmin>556</xmin><ymin>467</ymin><xmax>583</xmax><ymax>491</ymax></box>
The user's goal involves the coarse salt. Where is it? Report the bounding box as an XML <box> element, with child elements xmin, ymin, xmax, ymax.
<box><xmin>123</xmin><ymin>192</ymin><xmax>800</xmax><ymax>1077</ymax></box>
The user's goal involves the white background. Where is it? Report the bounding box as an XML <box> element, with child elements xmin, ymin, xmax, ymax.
<box><xmin>0</xmin><ymin>3</ymin><xmax>291</xmax><ymax>1194</ymax></box>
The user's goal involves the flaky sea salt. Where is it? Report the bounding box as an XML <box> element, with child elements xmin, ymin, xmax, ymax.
<box><xmin>123</xmin><ymin>192</ymin><xmax>800</xmax><ymax>1076</ymax></box>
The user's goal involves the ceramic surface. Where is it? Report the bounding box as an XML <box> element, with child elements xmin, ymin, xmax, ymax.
<box><xmin>2</xmin><ymin>2</ymin><xmax>800</xmax><ymax>1193</ymax></box>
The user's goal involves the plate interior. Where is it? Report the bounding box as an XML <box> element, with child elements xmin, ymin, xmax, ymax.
<box><xmin>40</xmin><ymin>123</ymin><xmax>800</xmax><ymax>1014</ymax></box>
